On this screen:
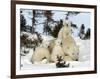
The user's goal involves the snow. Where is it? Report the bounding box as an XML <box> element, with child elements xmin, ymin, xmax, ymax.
<box><xmin>27</xmin><ymin>33</ymin><xmax>38</xmax><ymax>41</ymax></box>
<box><xmin>69</xmin><ymin>12</ymin><xmax>91</xmax><ymax>37</ymax></box>
<box><xmin>21</xmin><ymin>49</ymin><xmax>34</xmax><ymax>65</ymax></box>
<box><xmin>20</xmin><ymin>31</ymin><xmax>32</xmax><ymax>36</ymax></box>
<box><xmin>20</xmin><ymin>10</ymin><xmax>91</xmax><ymax>70</ymax></box>
<box><xmin>79</xmin><ymin>40</ymin><xmax>90</xmax><ymax>62</ymax></box>
<box><xmin>21</xmin><ymin>63</ymin><xmax>56</xmax><ymax>70</ymax></box>
<box><xmin>42</xmin><ymin>35</ymin><xmax>55</xmax><ymax>42</ymax></box>
<box><xmin>21</xmin><ymin>36</ymin><xmax>91</xmax><ymax>70</ymax></box>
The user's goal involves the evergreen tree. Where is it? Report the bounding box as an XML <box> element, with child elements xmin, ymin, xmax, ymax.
<box><xmin>56</xmin><ymin>55</ymin><xmax>70</xmax><ymax>68</ymax></box>
<box><xmin>31</xmin><ymin>10</ymin><xmax>36</xmax><ymax>34</ymax></box>
<box><xmin>71</xmin><ymin>22</ymin><xmax>78</xmax><ymax>29</ymax></box>
<box><xmin>85</xmin><ymin>28</ymin><xmax>90</xmax><ymax>39</ymax></box>
<box><xmin>66</xmin><ymin>11</ymin><xmax>80</xmax><ymax>17</ymax></box>
<box><xmin>43</xmin><ymin>10</ymin><xmax>53</xmax><ymax>35</ymax></box>
<box><xmin>20</xmin><ymin>33</ymin><xmax>28</xmax><ymax>49</ymax></box>
<box><xmin>50</xmin><ymin>19</ymin><xmax>63</xmax><ymax>38</ymax></box>
<box><xmin>20</xmin><ymin>11</ymin><xmax>26</xmax><ymax>31</ymax></box>
<box><xmin>79</xmin><ymin>24</ymin><xmax>85</xmax><ymax>39</ymax></box>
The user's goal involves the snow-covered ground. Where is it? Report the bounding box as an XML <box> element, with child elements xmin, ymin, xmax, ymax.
<box><xmin>20</xmin><ymin>37</ymin><xmax>90</xmax><ymax>70</ymax></box>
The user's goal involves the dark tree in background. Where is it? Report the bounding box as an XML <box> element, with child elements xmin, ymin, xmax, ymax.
<box><xmin>31</xmin><ymin>10</ymin><xmax>37</xmax><ymax>34</ymax></box>
<box><xmin>66</xmin><ymin>11</ymin><xmax>80</xmax><ymax>17</ymax></box>
<box><xmin>26</xmin><ymin>10</ymin><xmax>43</xmax><ymax>34</ymax></box>
<box><xmin>20</xmin><ymin>34</ymin><xmax>28</xmax><ymax>48</ymax></box>
<box><xmin>84</xmin><ymin>28</ymin><xmax>90</xmax><ymax>39</ymax></box>
<box><xmin>44</xmin><ymin>10</ymin><xmax>54</xmax><ymax>22</ymax></box>
<box><xmin>43</xmin><ymin>10</ymin><xmax>65</xmax><ymax>37</ymax></box>
<box><xmin>43</xmin><ymin>10</ymin><xmax>54</xmax><ymax>35</ymax></box>
<box><xmin>20</xmin><ymin>11</ymin><xmax>26</xmax><ymax>31</ymax></box>
<box><xmin>79</xmin><ymin>24</ymin><xmax>85</xmax><ymax>39</ymax></box>
<box><xmin>71</xmin><ymin>22</ymin><xmax>78</xmax><ymax>29</ymax></box>
<box><xmin>50</xmin><ymin>19</ymin><xmax>63</xmax><ymax>38</ymax></box>
<box><xmin>20</xmin><ymin>10</ymin><xmax>43</xmax><ymax>51</ymax></box>
<box><xmin>56</xmin><ymin>55</ymin><xmax>70</xmax><ymax>68</ymax></box>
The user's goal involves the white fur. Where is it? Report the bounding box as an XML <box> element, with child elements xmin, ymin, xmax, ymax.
<box><xmin>31</xmin><ymin>41</ymin><xmax>50</xmax><ymax>64</ymax></box>
<box><xmin>51</xmin><ymin>39</ymin><xmax>65</xmax><ymax>62</ymax></box>
<box><xmin>48</xmin><ymin>39</ymin><xmax>56</xmax><ymax>53</ymax></box>
<box><xmin>64</xmin><ymin>56</ymin><xmax>73</xmax><ymax>61</ymax></box>
<box><xmin>58</xmin><ymin>20</ymin><xmax>79</xmax><ymax>61</ymax></box>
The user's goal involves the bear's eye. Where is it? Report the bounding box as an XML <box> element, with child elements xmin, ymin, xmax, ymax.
<box><xmin>66</xmin><ymin>24</ymin><xmax>68</xmax><ymax>26</ymax></box>
<box><xmin>66</xmin><ymin>33</ymin><xmax>68</xmax><ymax>35</ymax></box>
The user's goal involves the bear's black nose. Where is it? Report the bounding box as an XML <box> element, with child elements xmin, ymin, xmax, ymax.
<box><xmin>76</xmin><ymin>59</ymin><xmax>78</xmax><ymax>61</ymax></box>
<box><xmin>48</xmin><ymin>46</ymin><xmax>50</xmax><ymax>48</ymax></box>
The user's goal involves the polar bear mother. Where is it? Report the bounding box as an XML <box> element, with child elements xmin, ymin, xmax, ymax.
<box><xmin>58</xmin><ymin>20</ymin><xmax>79</xmax><ymax>61</ymax></box>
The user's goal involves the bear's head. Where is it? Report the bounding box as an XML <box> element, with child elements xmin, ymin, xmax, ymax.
<box><xmin>63</xmin><ymin>20</ymin><xmax>72</xmax><ymax>36</ymax></box>
<box><xmin>55</xmin><ymin>39</ymin><xmax>62</xmax><ymax>46</ymax></box>
<box><xmin>63</xmin><ymin>19</ymin><xmax>71</xmax><ymax>27</ymax></box>
<box><xmin>41</xmin><ymin>41</ymin><xmax>50</xmax><ymax>48</ymax></box>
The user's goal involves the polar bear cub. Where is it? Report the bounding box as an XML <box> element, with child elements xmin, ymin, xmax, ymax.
<box><xmin>48</xmin><ymin>39</ymin><xmax>56</xmax><ymax>53</ymax></box>
<box><xmin>31</xmin><ymin>41</ymin><xmax>50</xmax><ymax>64</ymax></box>
<box><xmin>51</xmin><ymin>39</ymin><xmax>65</xmax><ymax>62</ymax></box>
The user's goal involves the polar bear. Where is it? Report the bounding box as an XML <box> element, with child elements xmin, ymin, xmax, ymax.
<box><xmin>58</xmin><ymin>20</ymin><xmax>79</xmax><ymax>61</ymax></box>
<box><xmin>51</xmin><ymin>39</ymin><xmax>65</xmax><ymax>62</ymax></box>
<box><xmin>31</xmin><ymin>41</ymin><xmax>50</xmax><ymax>64</ymax></box>
<box><xmin>64</xmin><ymin>56</ymin><xmax>73</xmax><ymax>61</ymax></box>
<box><xmin>48</xmin><ymin>39</ymin><xmax>56</xmax><ymax>53</ymax></box>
